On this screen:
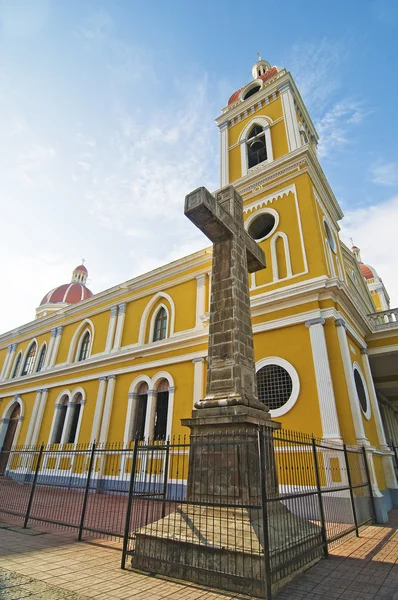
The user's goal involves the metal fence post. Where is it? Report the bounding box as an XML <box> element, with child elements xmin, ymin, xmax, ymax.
<box><xmin>121</xmin><ymin>439</ymin><xmax>139</xmax><ymax>569</ymax></box>
<box><xmin>23</xmin><ymin>444</ymin><xmax>44</xmax><ymax>529</ymax></box>
<box><xmin>78</xmin><ymin>442</ymin><xmax>96</xmax><ymax>541</ymax></box>
<box><xmin>343</xmin><ymin>444</ymin><xmax>359</xmax><ymax>537</ymax></box>
<box><xmin>311</xmin><ymin>438</ymin><xmax>328</xmax><ymax>558</ymax></box>
<box><xmin>258</xmin><ymin>428</ymin><xmax>272</xmax><ymax>600</ymax></box>
<box><xmin>362</xmin><ymin>446</ymin><xmax>377</xmax><ymax>523</ymax></box>
<box><xmin>161</xmin><ymin>439</ymin><xmax>170</xmax><ymax>519</ymax></box>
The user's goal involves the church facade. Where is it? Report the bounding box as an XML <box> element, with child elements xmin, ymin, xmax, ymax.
<box><xmin>1</xmin><ymin>58</ymin><xmax>398</xmax><ymax>521</ymax></box>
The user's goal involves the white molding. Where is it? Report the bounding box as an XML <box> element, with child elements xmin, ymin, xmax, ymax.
<box><xmin>280</xmin><ymin>84</ymin><xmax>300</xmax><ymax>152</ymax></box>
<box><xmin>68</xmin><ymin>321</ymin><xmax>94</xmax><ymax>364</ymax></box>
<box><xmin>21</xmin><ymin>339</ymin><xmax>38</xmax><ymax>377</ymax></box>
<box><xmin>219</xmin><ymin>122</ymin><xmax>229</xmax><ymax>187</ymax></box>
<box><xmin>245</xmin><ymin>206</ymin><xmax>279</xmax><ymax>242</ymax></box>
<box><xmin>352</xmin><ymin>362</ymin><xmax>371</xmax><ymax>421</ymax></box>
<box><xmin>255</xmin><ymin>356</ymin><xmax>300</xmax><ymax>418</ymax></box>
<box><xmin>239</xmin><ymin>116</ymin><xmax>273</xmax><ymax>178</ymax></box>
<box><xmin>270</xmin><ymin>232</ymin><xmax>292</xmax><ymax>281</ymax></box>
<box><xmin>139</xmin><ymin>292</ymin><xmax>175</xmax><ymax>345</ymax></box>
<box><xmin>149</xmin><ymin>303</ymin><xmax>170</xmax><ymax>344</ymax></box>
<box><xmin>0</xmin><ymin>396</ymin><xmax>24</xmax><ymax>449</ymax></box>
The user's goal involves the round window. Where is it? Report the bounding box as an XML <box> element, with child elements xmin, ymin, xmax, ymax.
<box><xmin>243</xmin><ymin>85</ymin><xmax>261</xmax><ymax>100</ymax></box>
<box><xmin>324</xmin><ymin>221</ymin><xmax>336</xmax><ymax>253</ymax></box>
<box><xmin>354</xmin><ymin>369</ymin><xmax>368</xmax><ymax>415</ymax></box>
<box><xmin>256</xmin><ymin>364</ymin><xmax>293</xmax><ymax>410</ymax></box>
<box><xmin>248</xmin><ymin>212</ymin><xmax>276</xmax><ymax>241</ymax></box>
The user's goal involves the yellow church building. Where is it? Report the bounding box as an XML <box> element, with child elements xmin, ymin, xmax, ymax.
<box><xmin>1</xmin><ymin>58</ymin><xmax>398</xmax><ymax>521</ymax></box>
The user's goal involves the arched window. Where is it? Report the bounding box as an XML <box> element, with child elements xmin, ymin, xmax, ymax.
<box><xmin>353</xmin><ymin>365</ymin><xmax>371</xmax><ymax>420</ymax></box>
<box><xmin>67</xmin><ymin>393</ymin><xmax>83</xmax><ymax>443</ymax></box>
<box><xmin>21</xmin><ymin>342</ymin><xmax>37</xmax><ymax>376</ymax></box>
<box><xmin>78</xmin><ymin>331</ymin><xmax>91</xmax><ymax>361</ymax></box>
<box><xmin>154</xmin><ymin>379</ymin><xmax>169</xmax><ymax>440</ymax></box>
<box><xmin>11</xmin><ymin>353</ymin><xmax>22</xmax><ymax>379</ymax></box>
<box><xmin>36</xmin><ymin>345</ymin><xmax>46</xmax><ymax>373</ymax></box>
<box><xmin>132</xmin><ymin>383</ymin><xmax>148</xmax><ymax>440</ymax></box>
<box><xmin>153</xmin><ymin>307</ymin><xmax>167</xmax><ymax>342</ymax></box>
<box><xmin>53</xmin><ymin>395</ymin><xmax>68</xmax><ymax>444</ymax></box>
<box><xmin>247</xmin><ymin>125</ymin><xmax>267</xmax><ymax>169</ymax></box>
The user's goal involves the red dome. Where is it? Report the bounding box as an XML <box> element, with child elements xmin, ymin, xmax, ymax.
<box><xmin>359</xmin><ymin>264</ymin><xmax>376</xmax><ymax>280</ymax></box>
<box><xmin>228</xmin><ymin>88</ymin><xmax>242</xmax><ymax>106</ymax></box>
<box><xmin>74</xmin><ymin>264</ymin><xmax>88</xmax><ymax>273</ymax></box>
<box><xmin>40</xmin><ymin>283</ymin><xmax>93</xmax><ymax>306</ymax></box>
<box><xmin>227</xmin><ymin>66</ymin><xmax>278</xmax><ymax>106</ymax></box>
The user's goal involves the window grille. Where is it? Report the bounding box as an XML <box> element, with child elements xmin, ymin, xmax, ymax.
<box><xmin>11</xmin><ymin>353</ymin><xmax>22</xmax><ymax>379</ymax></box>
<box><xmin>78</xmin><ymin>331</ymin><xmax>91</xmax><ymax>361</ymax></box>
<box><xmin>247</xmin><ymin>125</ymin><xmax>267</xmax><ymax>169</ymax></box>
<box><xmin>256</xmin><ymin>364</ymin><xmax>293</xmax><ymax>410</ymax></box>
<box><xmin>22</xmin><ymin>343</ymin><xmax>37</xmax><ymax>376</ymax></box>
<box><xmin>36</xmin><ymin>345</ymin><xmax>46</xmax><ymax>372</ymax></box>
<box><xmin>153</xmin><ymin>308</ymin><xmax>167</xmax><ymax>341</ymax></box>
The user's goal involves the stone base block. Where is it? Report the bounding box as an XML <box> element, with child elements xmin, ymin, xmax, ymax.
<box><xmin>131</xmin><ymin>503</ymin><xmax>323</xmax><ymax>597</ymax></box>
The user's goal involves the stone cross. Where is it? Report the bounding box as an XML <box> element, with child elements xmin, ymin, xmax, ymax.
<box><xmin>185</xmin><ymin>185</ymin><xmax>268</xmax><ymax>413</ymax></box>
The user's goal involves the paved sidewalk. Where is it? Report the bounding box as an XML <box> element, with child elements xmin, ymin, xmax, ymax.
<box><xmin>0</xmin><ymin>513</ymin><xmax>397</xmax><ymax>599</ymax></box>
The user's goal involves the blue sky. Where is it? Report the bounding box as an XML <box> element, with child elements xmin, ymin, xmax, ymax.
<box><xmin>1</xmin><ymin>0</ymin><xmax>397</xmax><ymax>332</ymax></box>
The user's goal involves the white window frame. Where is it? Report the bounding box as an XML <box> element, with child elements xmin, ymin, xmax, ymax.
<box><xmin>245</xmin><ymin>207</ymin><xmax>279</xmax><ymax>242</ymax></box>
<box><xmin>239</xmin><ymin>117</ymin><xmax>273</xmax><ymax>178</ymax></box>
<box><xmin>150</xmin><ymin>303</ymin><xmax>169</xmax><ymax>343</ymax></box>
<box><xmin>353</xmin><ymin>362</ymin><xmax>371</xmax><ymax>421</ymax></box>
<box><xmin>255</xmin><ymin>357</ymin><xmax>300</xmax><ymax>418</ymax></box>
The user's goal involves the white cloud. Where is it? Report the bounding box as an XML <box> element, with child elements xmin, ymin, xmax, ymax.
<box><xmin>371</xmin><ymin>162</ymin><xmax>398</xmax><ymax>186</ymax></box>
<box><xmin>340</xmin><ymin>195</ymin><xmax>398</xmax><ymax>307</ymax></box>
<box><xmin>316</xmin><ymin>101</ymin><xmax>369</xmax><ymax>158</ymax></box>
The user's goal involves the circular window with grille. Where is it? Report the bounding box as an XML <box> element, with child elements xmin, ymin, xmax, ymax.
<box><xmin>353</xmin><ymin>365</ymin><xmax>371</xmax><ymax>419</ymax></box>
<box><xmin>246</xmin><ymin>208</ymin><xmax>278</xmax><ymax>242</ymax></box>
<box><xmin>256</xmin><ymin>357</ymin><xmax>300</xmax><ymax>417</ymax></box>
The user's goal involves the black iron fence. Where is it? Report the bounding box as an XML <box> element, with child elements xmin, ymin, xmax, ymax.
<box><xmin>0</xmin><ymin>428</ymin><xmax>375</xmax><ymax>599</ymax></box>
<box><xmin>389</xmin><ymin>441</ymin><xmax>398</xmax><ymax>477</ymax></box>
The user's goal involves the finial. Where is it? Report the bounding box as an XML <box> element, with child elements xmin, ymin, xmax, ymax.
<box><xmin>349</xmin><ymin>237</ymin><xmax>354</xmax><ymax>247</ymax></box>
<box><xmin>81</xmin><ymin>258</ymin><xmax>86</xmax><ymax>265</ymax></box>
<box><xmin>257</xmin><ymin>52</ymin><xmax>262</xmax><ymax>61</ymax></box>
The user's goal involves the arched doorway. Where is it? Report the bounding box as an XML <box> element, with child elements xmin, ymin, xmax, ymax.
<box><xmin>0</xmin><ymin>404</ymin><xmax>21</xmax><ymax>475</ymax></box>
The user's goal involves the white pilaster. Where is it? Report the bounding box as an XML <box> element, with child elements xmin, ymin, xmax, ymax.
<box><xmin>30</xmin><ymin>389</ymin><xmax>49</xmax><ymax>446</ymax></box>
<box><xmin>90</xmin><ymin>376</ymin><xmax>108</xmax><ymax>443</ymax></box>
<box><xmin>60</xmin><ymin>401</ymin><xmax>76</xmax><ymax>444</ymax></box>
<box><xmin>49</xmin><ymin>326</ymin><xmax>63</xmax><ymax>367</ymax></box>
<box><xmin>219</xmin><ymin>121</ymin><xmax>229</xmax><ymax>187</ymax></box>
<box><xmin>166</xmin><ymin>386</ymin><xmax>175</xmax><ymax>440</ymax></box>
<box><xmin>124</xmin><ymin>392</ymin><xmax>138</xmax><ymax>445</ymax></box>
<box><xmin>305</xmin><ymin>318</ymin><xmax>341</xmax><ymax>442</ymax></box>
<box><xmin>98</xmin><ymin>376</ymin><xmax>116</xmax><ymax>443</ymax></box>
<box><xmin>105</xmin><ymin>306</ymin><xmax>118</xmax><ymax>352</ymax></box>
<box><xmin>279</xmin><ymin>83</ymin><xmax>300</xmax><ymax>152</ymax></box>
<box><xmin>24</xmin><ymin>390</ymin><xmax>42</xmax><ymax>446</ymax></box>
<box><xmin>335</xmin><ymin>319</ymin><xmax>368</xmax><ymax>445</ymax></box>
<box><xmin>195</xmin><ymin>274</ymin><xmax>207</xmax><ymax>329</ymax></box>
<box><xmin>2</xmin><ymin>343</ymin><xmax>17</xmax><ymax>380</ymax></box>
<box><xmin>44</xmin><ymin>328</ymin><xmax>57</xmax><ymax>369</ymax></box>
<box><xmin>192</xmin><ymin>357</ymin><xmax>205</xmax><ymax>408</ymax></box>
<box><xmin>113</xmin><ymin>303</ymin><xmax>126</xmax><ymax>350</ymax></box>
<box><xmin>144</xmin><ymin>390</ymin><xmax>157</xmax><ymax>441</ymax></box>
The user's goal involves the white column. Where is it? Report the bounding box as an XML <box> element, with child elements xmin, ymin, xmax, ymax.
<box><xmin>60</xmin><ymin>401</ymin><xmax>76</xmax><ymax>444</ymax></box>
<box><xmin>192</xmin><ymin>357</ymin><xmax>205</xmax><ymax>408</ymax></box>
<box><xmin>49</xmin><ymin>326</ymin><xmax>63</xmax><ymax>367</ymax></box>
<box><xmin>124</xmin><ymin>392</ymin><xmax>138</xmax><ymax>445</ymax></box>
<box><xmin>98</xmin><ymin>376</ymin><xmax>116</xmax><ymax>443</ymax></box>
<box><xmin>2</xmin><ymin>343</ymin><xmax>17</xmax><ymax>380</ymax></box>
<box><xmin>113</xmin><ymin>303</ymin><xmax>126</xmax><ymax>350</ymax></box>
<box><xmin>44</xmin><ymin>328</ymin><xmax>57</xmax><ymax>369</ymax></box>
<box><xmin>30</xmin><ymin>388</ymin><xmax>49</xmax><ymax>446</ymax></box>
<box><xmin>279</xmin><ymin>82</ymin><xmax>301</xmax><ymax>152</ymax></box>
<box><xmin>195</xmin><ymin>274</ymin><xmax>207</xmax><ymax>329</ymax></box>
<box><xmin>166</xmin><ymin>386</ymin><xmax>175</xmax><ymax>440</ymax></box>
<box><xmin>335</xmin><ymin>319</ymin><xmax>368</xmax><ymax>445</ymax></box>
<box><xmin>144</xmin><ymin>390</ymin><xmax>157</xmax><ymax>441</ymax></box>
<box><xmin>105</xmin><ymin>306</ymin><xmax>118</xmax><ymax>352</ymax></box>
<box><xmin>24</xmin><ymin>390</ymin><xmax>42</xmax><ymax>447</ymax></box>
<box><xmin>305</xmin><ymin>318</ymin><xmax>341</xmax><ymax>442</ymax></box>
<box><xmin>219</xmin><ymin>121</ymin><xmax>229</xmax><ymax>187</ymax></box>
<box><xmin>90</xmin><ymin>376</ymin><xmax>108</xmax><ymax>443</ymax></box>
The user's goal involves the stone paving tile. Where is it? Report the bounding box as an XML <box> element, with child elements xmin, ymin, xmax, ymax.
<box><xmin>0</xmin><ymin>566</ymin><xmax>89</xmax><ymax>599</ymax></box>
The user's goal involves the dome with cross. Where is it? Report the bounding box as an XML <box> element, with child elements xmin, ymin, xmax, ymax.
<box><xmin>36</xmin><ymin>263</ymin><xmax>93</xmax><ymax>319</ymax></box>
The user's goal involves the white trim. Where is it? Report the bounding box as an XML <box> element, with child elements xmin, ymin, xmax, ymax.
<box><xmin>139</xmin><ymin>292</ymin><xmax>175</xmax><ymax>345</ymax></box>
<box><xmin>0</xmin><ymin>396</ymin><xmax>24</xmax><ymax>450</ymax></box>
<box><xmin>255</xmin><ymin>356</ymin><xmax>300</xmax><ymax>418</ymax></box>
<box><xmin>245</xmin><ymin>206</ymin><xmax>279</xmax><ymax>242</ymax></box>
<box><xmin>279</xmin><ymin>83</ymin><xmax>300</xmax><ymax>152</ymax></box>
<box><xmin>219</xmin><ymin>122</ymin><xmax>229</xmax><ymax>187</ymax></box>
<box><xmin>48</xmin><ymin>390</ymin><xmax>70</xmax><ymax>444</ymax></box>
<box><xmin>149</xmin><ymin>303</ymin><xmax>170</xmax><ymax>343</ymax></box>
<box><xmin>10</xmin><ymin>351</ymin><xmax>22</xmax><ymax>379</ymax></box>
<box><xmin>35</xmin><ymin>343</ymin><xmax>47</xmax><ymax>373</ymax></box>
<box><xmin>70</xmin><ymin>322</ymin><xmax>94</xmax><ymax>363</ymax></box>
<box><xmin>239</xmin><ymin>116</ymin><xmax>273</xmax><ymax>178</ymax></box>
<box><xmin>270</xmin><ymin>232</ymin><xmax>292</xmax><ymax>281</ymax></box>
<box><xmin>21</xmin><ymin>339</ymin><xmax>38</xmax><ymax>377</ymax></box>
<box><xmin>352</xmin><ymin>362</ymin><xmax>371</xmax><ymax>421</ymax></box>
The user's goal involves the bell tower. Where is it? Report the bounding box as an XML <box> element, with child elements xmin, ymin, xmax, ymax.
<box><xmin>216</xmin><ymin>57</ymin><xmax>345</xmax><ymax>293</ymax></box>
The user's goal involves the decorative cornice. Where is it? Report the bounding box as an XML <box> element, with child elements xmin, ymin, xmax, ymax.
<box><xmin>335</xmin><ymin>318</ymin><xmax>346</xmax><ymax>329</ymax></box>
<box><xmin>192</xmin><ymin>357</ymin><xmax>205</xmax><ymax>364</ymax></box>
